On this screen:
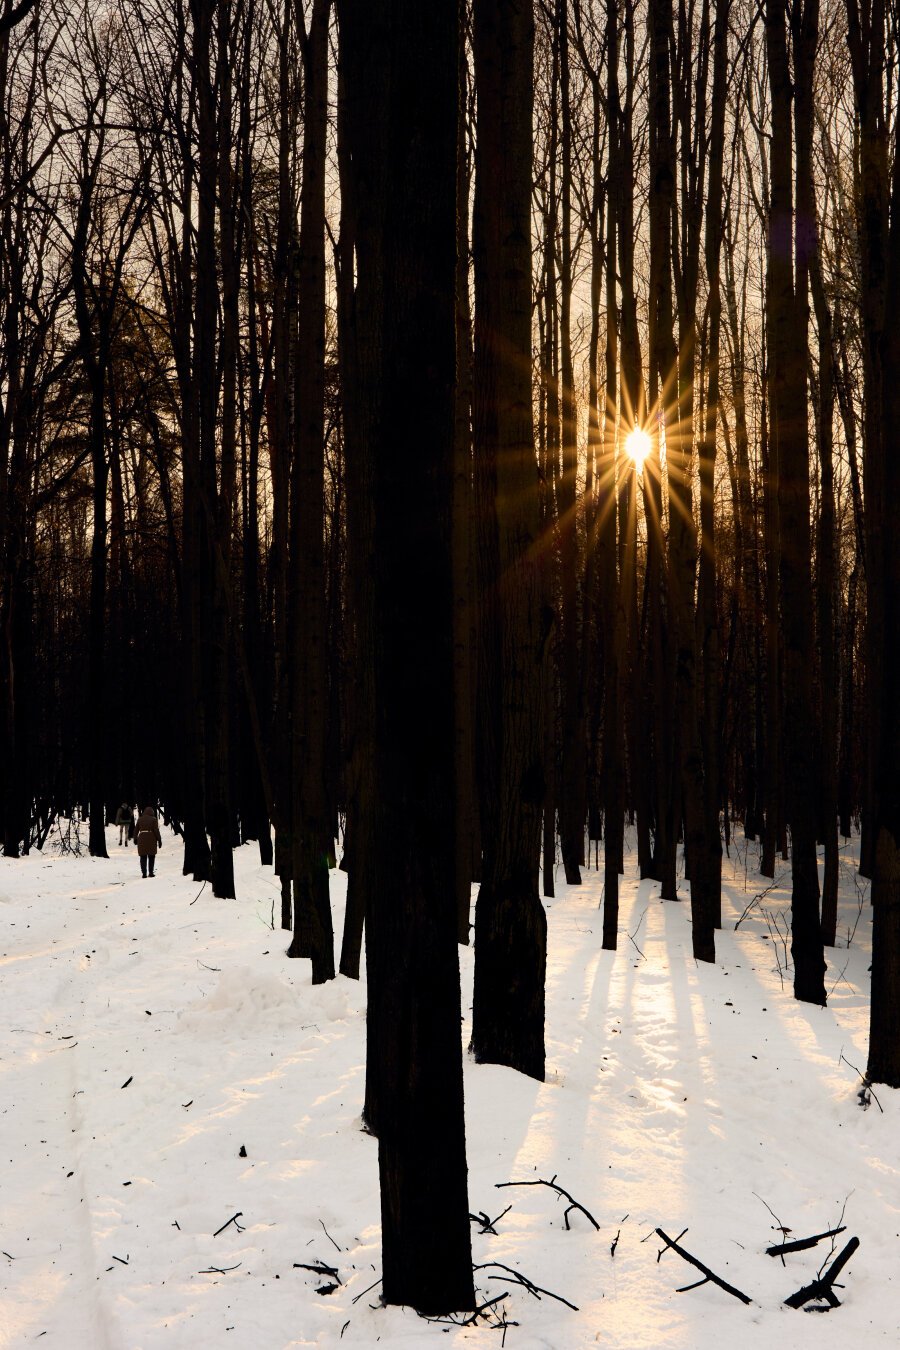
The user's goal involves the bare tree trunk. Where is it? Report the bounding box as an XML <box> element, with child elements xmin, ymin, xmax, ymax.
<box><xmin>335</xmin><ymin>51</ymin><xmax>372</xmax><ymax>985</ymax></box>
<box><xmin>454</xmin><ymin>36</ymin><xmax>476</xmax><ymax>943</ymax></box>
<box><xmin>810</xmin><ymin>253</ymin><xmax>839</xmax><ymax>945</ymax></box>
<box><xmin>556</xmin><ymin>0</ymin><xmax>585</xmax><ymax>885</ymax></box>
<box><xmin>270</xmin><ymin>0</ymin><xmax>296</xmax><ymax>924</ymax></box>
<box><xmin>599</xmin><ymin>0</ymin><xmax>622</xmax><ymax>946</ymax></box>
<box><xmin>471</xmin><ymin>0</ymin><xmax>548</xmax><ymax>1082</ymax></box>
<box><xmin>767</xmin><ymin>0</ymin><xmax>826</xmax><ymax>1003</ymax></box>
<box><xmin>698</xmin><ymin>0</ymin><xmax>730</xmax><ymax>928</ymax></box>
<box><xmin>286</xmin><ymin>0</ymin><xmax>334</xmax><ymax>982</ymax></box>
<box><xmin>337</xmin><ymin>0</ymin><xmax>476</xmax><ymax>1309</ymax></box>
<box><xmin>845</xmin><ymin>0</ymin><xmax>900</xmax><ymax>1084</ymax></box>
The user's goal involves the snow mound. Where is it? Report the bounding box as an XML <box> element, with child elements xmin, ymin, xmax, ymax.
<box><xmin>179</xmin><ymin>967</ymin><xmax>302</xmax><ymax>1035</ymax></box>
<box><xmin>202</xmin><ymin>967</ymin><xmax>297</xmax><ymax>1013</ymax></box>
<box><xmin>316</xmin><ymin>983</ymin><xmax>351</xmax><ymax>1022</ymax></box>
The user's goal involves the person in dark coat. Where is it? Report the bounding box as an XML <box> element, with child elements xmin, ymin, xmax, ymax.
<box><xmin>115</xmin><ymin>801</ymin><xmax>133</xmax><ymax>846</ymax></box>
<box><xmin>135</xmin><ymin>806</ymin><xmax>162</xmax><ymax>877</ymax></box>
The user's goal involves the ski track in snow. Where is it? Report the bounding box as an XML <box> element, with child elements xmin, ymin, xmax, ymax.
<box><xmin>1</xmin><ymin>826</ymin><xmax>898</xmax><ymax>1348</ymax></box>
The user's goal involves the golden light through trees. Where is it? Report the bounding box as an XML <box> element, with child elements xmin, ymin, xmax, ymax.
<box><xmin>624</xmin><ymin>426</ymin><xmax>651</xmax><ymax>471</ymax></box>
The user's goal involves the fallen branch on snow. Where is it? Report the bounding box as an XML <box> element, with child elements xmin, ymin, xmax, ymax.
<box><xmin>655</xmin><ymin>1228</ymin><xmax>752</xmax><ymax>1305</ymax></box>
<box><xmin>469</xmin><ymin>1204</ymin><xmax>512</xmax><ymax>1235</ymax></box>
<box><xmin>839</xmin><ymin>1051</ymin><xmax>883</xmax><ymax>1113</ymax></box>
<box><xmin>212</xmin><ymin>1211</ymin><xmax>245</xmax><ymax>1238</ymax></box>
<box><xmin>475</xmin><ymin>1260</ymin><xmax>579</xmax><ymax>1310</ymax></box>
<box><xmin>783</xmin><ymin>1236</ymin><xmax>859</xmax><ymax>1310</ymax></box>
<box><xmin>495</xmin><ymin>1174</ymin><xmax>599</xmax><ymax>1231</ymax></box>
<box><xmin>293</xmin><ymin>1261</ymin><xmax>342</xmax><ymax>1286</ymax></box>
<box><xmin>766</xmin><ymin>1226</ymin><xmax>846</xmax><ymax>1257</ymax></box>
<box><xmin>418</xmin><ymin>1292</ymin><xmax>512</xmax><ymax>1328</ymax></box>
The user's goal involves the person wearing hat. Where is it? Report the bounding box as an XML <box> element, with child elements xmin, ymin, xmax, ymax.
<box><xmin>135</xmin><ymin>806</ymin><xmax>162</xmax><ymax>878</ymax></box>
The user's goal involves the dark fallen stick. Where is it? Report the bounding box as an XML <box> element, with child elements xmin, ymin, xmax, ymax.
<box><xmin>212</xmin><ymin>1211</ymin><xmax>245</xmax><ymax>1238</ymax></box>
<box><xmin>199</xmin><ymin>1262</ymin><xmax>242</xmax><ymax>1274</ymax></box>
<box><xmin>470</xmin><ymin>1205</ymin><xmax>512</xmax><ymax>1235</ymax></box>
<box><xmin>655</xmin><ymin>1229</ymin><xmax>752</xmax><ymax>1305</ymax></box>
<box><xmin>766</xmin><ymin>1226</ymin><xmax>846</xmax><ymax>1257</ymax></box>
<box><xmin>496</xmin><ymin>1175</ymin><xmax>599</xmax><ymax>1231</ymax></box>
<box><xmin>293</xmin><ymin>1261</ymin><xmax>342</xmax><ymax>1285</ymax></box>
<box><xmin>419</xmin><ymin>1293</ymin><xmax>511</xmax><ymax>1328</ymax></box>
<box><xmin>350</xmin><ymin>1277</ymin><xmax>381</xmax><ymax>1305</ymax></box>
<box><xmin>467</xmin><ymin>1293</ymin><xmax>509</xmax><ymax>1323</ymax></box>
<box><xmin>475</xmin><ymin>1260</ymin><xmax>579</xmax><ymax>1311</ymax></box>
<box><xmin>784</xmin><ymin>1236</ymin><xmax>859</xmax><ymax>1309</ymax></box>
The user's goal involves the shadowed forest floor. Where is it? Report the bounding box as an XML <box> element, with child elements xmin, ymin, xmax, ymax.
<box><xmin>1</xmin><ymin>824</ymin><xmax>896</xmax><ymax>1347</ymax></box>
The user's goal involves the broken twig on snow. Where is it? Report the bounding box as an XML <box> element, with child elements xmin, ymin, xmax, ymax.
<box><xmin>783</xmin><ymin>1236</ymin><xmax>859</xmax><ymax>1309</ymax></box>
<box><xmin>469</xmin><ymin>1205</ymin><xmax>512</xmax><ymax>1235</ymax></box>
<box><xmin>766</xmin><ymin>1226</ymin><xmax>846</xmax><ymax>1257</ymax></box>
<box><xmin>655</xmin><ymin>1228</ymin><xmax>752</xmax><ymax>1305</ymax></box>
<box><xmin>475</xmin><ymin>1260</ymin><xmax>579</xmax><ymax>1311</ymax></box>
<box><xmin>212</xmin><ymin>1211</ymin><xmax>245</xmax><ymax>1238</ymax></box>
<box><xmin>495</xmin><ymin>1174</ymin><xmax>599</xmax><ymax>1230</ymax></box>
<box><xmin>839</xmin><ymin>1051</ymin><xmax>883</xmax><ymax>1112</ymax></box>
<box><xmin>350</xmin><ymin>1277</ymin><xmax>381</xmax><ymax>1305</ymax></box>
<box><xmin>293</xmin><ymin>1261</ymin><xmax>342</xmax><ymax>1285</ymax></box>
<box><xmin>419</xmin><ymin>1293</ymin><xmax>511</xmax><ymax>1328</ymax></box>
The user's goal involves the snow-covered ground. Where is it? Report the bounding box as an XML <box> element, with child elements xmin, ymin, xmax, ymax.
<box><xmin>1</xmin><ymin>822</ymin><xmax>897</xmax><ymax>1348</ymax></box>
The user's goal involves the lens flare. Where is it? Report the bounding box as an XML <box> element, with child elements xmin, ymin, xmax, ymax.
<box><xmin>624</xmin><ymin>427</ymin><xmax>652</xmax><ymax>470</ymax></box>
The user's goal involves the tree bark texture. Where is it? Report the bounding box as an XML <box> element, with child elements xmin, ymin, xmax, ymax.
<box><xmin>287</xmin><ymin>0</ymin><xmax>335</xmax><ymax>982</ymax></box>
<box><xmin>767</xmin><ymin>0</ymin><xmax>826</xmax><ymax>1003</ymax></box>
<box><xmin>471</xmin><ymin>0</ymin><xmax>548</xmax><ymax>1083</ymax></box>
<box><xmin>338</xmin><ymin>0</ymin><xmax>476</xmax><ymax>1310</ymax></box>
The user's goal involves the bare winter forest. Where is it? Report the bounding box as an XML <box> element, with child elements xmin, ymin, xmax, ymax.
<box><xmin>2</xmin><ymin>0</ymin><xmax>900</xmax><ymax>1327</ymax></box>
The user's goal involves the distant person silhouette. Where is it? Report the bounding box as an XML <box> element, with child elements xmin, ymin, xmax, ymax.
<box><xmin>135</xmin><ymin>806</ymin><xmax>162</xmax><ymax>878</ymax></box>
<box><xmin>115</xmin><ymin>801</ymin><xmax>133</xmax><ymax>846</ymax></box>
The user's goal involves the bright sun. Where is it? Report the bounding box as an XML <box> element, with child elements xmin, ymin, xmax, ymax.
<box><xmin>625</xmin><ymin>427</ymin><xmax>652</xmax><ymax>470</ymax></box>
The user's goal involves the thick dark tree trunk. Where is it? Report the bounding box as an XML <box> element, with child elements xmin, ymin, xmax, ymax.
<box><xmin>87</xmin><ymin>376</ymin><xmax>109</xmax><ymax>860</ymax></box>
<box><xmin>698</xmin><ymin>0</ymin><xmax>730</xmax><ymax>930</ymax></box>
<box><xmin>268</xmin><ymin>0</ymin><xmax>295</xmax><ymax>920</ymax></box>
<box><xmin>335</xmin><ymin>43</ymin><xmax>373</xmax><ymax>988</ymax></box>
<box><xmin>810</xmin><ymin>258</ymin><xmax>839</xmax><ymax>945</ymax></box>
<box><xmin>760</xmin><ymin>369</ymin><xmax>780</xmax><ymax>880</ymax></box>
<box><xmin>556</xmin><ymin>0</ymin><xmax>584</xmax><ymax>886</ymax></box>
<box><xmin>598</xmin><ymin>0</ymin><xmax>622</xmax><ymax>946</ymax></box>
<box><xmin>632</xmin><ymin>0</ymin><xmax>673</xmax><ymax>901</ymax></box>
<box><xmin>767</xmin><ymin>0</ymin><xmax>826</xmax><ymax>1004</ymax></box>
<box><xmin>338</xmin><ymin>0</ymin><xmax>476</xmax><ymax>1310</ymax></box>
<box><xmin>470</xmin><ymin>0</ymin><xmax>548</xmax><ymax>1082</ymax></box>
<box><xmin>867</xmin><ymin>169</ymin><xmax>900</xmax><ymax>1080</ymax></box>
<box><xmin>286</xmin><ymin>0</ymin><xmax>334</xmax><ymax>982</ymax></box>
<box><xmin>846</xmin><ymin>0</ymin><xmax>900</xmax><ymax>1084</ymax></box>
<box><xmin>453</xmin><ymin>39</ymin><xmax>477</xmax><ymax>943</ymax></box>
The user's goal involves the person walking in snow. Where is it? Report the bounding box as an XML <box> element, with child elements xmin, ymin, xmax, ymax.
<box><xmin>115</xmin><ymin>801</ymin><xmax>133</xmax><ymax>846</ymax></box>
<box><xmin>135</xmin><ymin>806</ymin><xmax>162</xmax><ymax>877</ymax></box>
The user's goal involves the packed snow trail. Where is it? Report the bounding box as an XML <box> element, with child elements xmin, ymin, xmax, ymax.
<box><xmin>2</xmin><ymin>824</ymin><xmax>899</xmax><ymax>1348</ymax></box>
